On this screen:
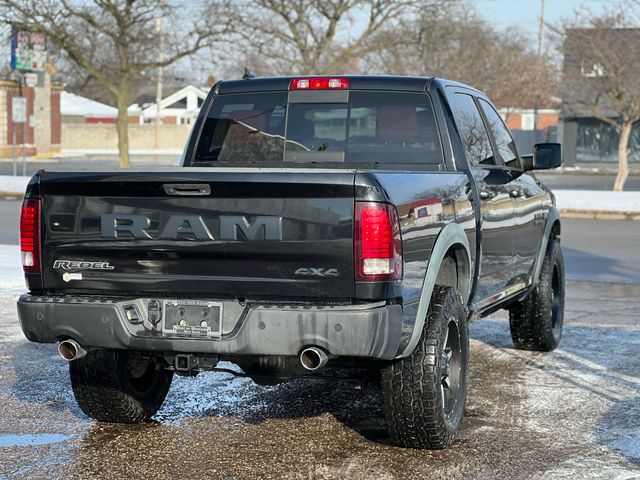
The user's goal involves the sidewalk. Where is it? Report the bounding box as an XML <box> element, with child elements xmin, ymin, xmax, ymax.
<box><xmin>0</xmin><ymin>148</ymin><xmax>183</xmax><ymax>162</ymax></box>
<box><xmin>0</xmin><ymin>175</ymin><xmax>30</xmax><ymax>197</ymax></box>
<box><xmin>553</xmin><ymin>190</ymin><xmax>640</xmax><ymax>220</ymax></box>
<box><xmin>2</xmin><ymin>173</ymin><xmax>639</xmax><ymax>219</ymax></box>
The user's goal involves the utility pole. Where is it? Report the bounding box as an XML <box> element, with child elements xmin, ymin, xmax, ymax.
<box><xmin>20</xmin><ymin>73</ymin><xmax>25</xmax><ymax>177</ymax></box>
<box><xmin>154</xmin><ymin>16</ymin><xmax>164</xmax><ymax>152</ymax></box>
<box><xmin>533</xmin><ymin>0</ymin><xmax>545</xmax><ymax>142</ymax></box>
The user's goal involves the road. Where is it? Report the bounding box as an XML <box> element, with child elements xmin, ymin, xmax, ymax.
<box><xmin>537</xmin><ymin>172</ymin><xmax>640</xmax><ymax>191</ymax></box>
<box><xmin>0</xmin><ymin>156</ymin><xmax>638</xmax><ymax>190</ymax></box>
<box><xmin>562</xmin><ymin>218</ymin><xmax>640</xmax><ymax>283</ymax></box>
<box><xmin>2</xmin><ymin>198</ymin><xmax>638</xmax><ymax>283</ymax></box>
<box><xmin>0</xmin><ymin>155</ymin><xmax>179</xmax><ymax>176</ymax></box>
<box><xmin>0</xmin><ymin>201</ymin><xmax>19</xmax><ymax>245</ymax></box>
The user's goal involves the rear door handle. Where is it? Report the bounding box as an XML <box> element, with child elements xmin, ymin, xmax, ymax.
<box><xmin>163</xmin><ymin>184</ymin><xmax>211</xmax><ymax>196</ymax></box>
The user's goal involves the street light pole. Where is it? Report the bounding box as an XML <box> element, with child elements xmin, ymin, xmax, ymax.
<box><xmin>154</xmin><ymin>17</ymin><xmax>164</xmax><ymax>152</ymax></box>
<box><xmin>534</xmin><ymin>0</ymin><xmax>545</xmax><ymax>141</ymax></box>
<box><xmin>20</xmin><ymin>73</ymin><xmax>25</xmax><ymax>177</ymax></box>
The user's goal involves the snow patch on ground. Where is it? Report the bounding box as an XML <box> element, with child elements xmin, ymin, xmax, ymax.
<box><xmin>0</xmin><ymin>244</ymin><xmax>24</xmax><ymax>295</ymax></box>
<box><xmin>157</xmin><ymin>362</ymin><xmax>270</xmax><ymax>423</ymax></box>
<box><xmin>554</xmin><ymin>190</ymin><xmax>640</xmax><ymax>213</ymax></box>
<box><xmin>0</xmin><ymin>175</ymin><xmax>29</xmax><ymax>195</ymax></box>
<box><xmin>471</xmin><ymin>318</ymin><xmax>640</xmax><ymax>476</ymax></box>
<box><xmin>530</xmin><ymin>457</ymin><xmax>640</xmax><ymax>480</ymax></box>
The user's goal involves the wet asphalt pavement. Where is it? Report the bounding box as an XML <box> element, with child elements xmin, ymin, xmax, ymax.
<box><xmin>0</xmin><ymin>280</ymin><xmax>639</xmax><ymax>479</ymax></box>
<box><xmin>0</xmin><ymin>192</ymin><xmax>639</xmax><ymax>478</ymax></box>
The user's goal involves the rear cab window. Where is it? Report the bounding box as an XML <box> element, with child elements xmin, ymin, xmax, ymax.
<box><xmin>193</xmin><ymin>90</ymin><xmax>444</xmax><ymax>169</ymax></box>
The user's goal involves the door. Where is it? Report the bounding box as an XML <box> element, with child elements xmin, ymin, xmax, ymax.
<box><xmin>477</xmin><ymin>98</ymin><xmax>544</xmax><ymax>284</ymax></box>
<box><xmin>447</xmin><ymin>91</ymin><xmax>517</xmax><ymax>303</ymax></box>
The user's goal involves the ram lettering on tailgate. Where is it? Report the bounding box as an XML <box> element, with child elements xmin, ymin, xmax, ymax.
<box><xmin>100</xmin><ymin>214</ymin><xmax>283</xmax><ymax>241</ymax></box>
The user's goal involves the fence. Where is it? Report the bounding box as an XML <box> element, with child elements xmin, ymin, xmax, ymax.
<box><xmin>511</xmin><ymin>127</ymin><xmax>558</xmax><ymax>156</ymax></box>
<box><xmin>61</xmin><ymin>123</ymin><xmax>192</xmax><ymax>150</ymax></box>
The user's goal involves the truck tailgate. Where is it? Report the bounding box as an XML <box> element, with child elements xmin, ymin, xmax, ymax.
<box><xmin>38</xmin><ymin>170</ymin><xmax>355</xmax><ymax>299</ymax></box>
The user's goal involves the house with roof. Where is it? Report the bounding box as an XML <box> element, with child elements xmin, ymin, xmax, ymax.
<box><xmin>61</xmin><ymin>91</ymin><xmax>118</xmax><ymax>123</ymax></box>
<box><xmin>128</xmin><ymin>85</ymin><xmax>208</xmax><ymax>125</ymax></box>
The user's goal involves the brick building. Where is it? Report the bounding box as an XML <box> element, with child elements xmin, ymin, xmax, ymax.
<box><xmin>560</xmin><ymin>28</ymin><xmax>640</xmax><ymax>166</ymax></box>
<box><xmin>0</xmin><ymin>75</ymin><xmax>61</xmax><ymax>157</ymax></box>
<box><xmin>499</xmin><ymin>107</ymin><xmax>560</xmax><ymax>156</ymax></box>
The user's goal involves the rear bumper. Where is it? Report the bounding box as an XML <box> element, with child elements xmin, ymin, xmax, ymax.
<box><xmin>17</xmin><ymin>294</ymin><xmax>403</xmax><ymax>360</ymax></box>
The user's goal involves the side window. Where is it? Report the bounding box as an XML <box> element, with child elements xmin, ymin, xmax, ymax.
<box><xmin>478</xmin><ymin>98</ymin><xmax>521</xmax><ymax>169</ymax></box>
<box><xmin>447</xmin><ymin>93</ymin><xmax>495</xmax><ymax>167</ymax></box>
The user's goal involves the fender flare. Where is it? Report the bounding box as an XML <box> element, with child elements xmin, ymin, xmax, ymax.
<box><xmin>396</xmin><ymin>222</ymin><xmax>472</xmax><ymax>358</ymax></box>
<box><xmin>531</xmin><ymin>207</ymin><xmax>561</xmax><ymax>287</ymax></box>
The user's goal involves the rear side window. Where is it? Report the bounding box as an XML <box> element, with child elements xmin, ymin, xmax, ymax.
<box><xmin>478</xmin><ymin>98</ymin><xmax>521</xmax><ymax>169</ymax></box>
<box><xmin>193</xmin><ymin>91</ymin><xmax>443</xmax><ymax>167</ymax></box>
<box><xmin>448</xmin><ymin>93</ymin><xmax>495</xmax><ymax>167</ymax></box>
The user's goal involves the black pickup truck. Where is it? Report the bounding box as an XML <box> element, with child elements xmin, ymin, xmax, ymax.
<box><xmin>17</xmin><ymin>75</ymin><xmax>564</xmax><ymax>449</ymax></box>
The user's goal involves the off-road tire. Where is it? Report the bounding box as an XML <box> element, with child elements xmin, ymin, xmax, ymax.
<box><xmin>69</xmin><ymin>349</ymin><xmax>173</xmax><ymax>423</ymax></box>
<box><xmin>382</xmin><ymin>286</ymin><xmax>469</xmax><ymax>449</ymax></box>
<box><xmin>509</xmin><ymin>239</ymin><xmax>565</xmax><ymax>351</ymax></box>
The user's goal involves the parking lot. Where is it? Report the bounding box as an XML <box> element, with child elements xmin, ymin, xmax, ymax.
<box><xmin>0</xmin><ymin>201</ymin><xmax>639</xmax><ymax>479</ymax></box>
<box><xmin>0</xmin><ymin>281</ymin><xmax>638</xmax><ymax>479</ymax></box>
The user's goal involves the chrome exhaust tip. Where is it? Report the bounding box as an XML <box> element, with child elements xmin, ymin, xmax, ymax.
<box><xmin>299</xmin><ymin>347</ymin><xmax>329</xmax><ymax>371</ymax></box>
<box><xmin>58</xmin><ymin>339</ymin><xmax>87</xmax><ymax>362</ymax></box>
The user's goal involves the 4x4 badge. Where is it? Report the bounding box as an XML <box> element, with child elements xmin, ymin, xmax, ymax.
<box><xmin>294</xmin><ymin>267</ymin><xmax>339</xmax><ymax>277</ymax></box>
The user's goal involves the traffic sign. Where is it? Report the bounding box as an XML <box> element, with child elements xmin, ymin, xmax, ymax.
<box><xmin>12</xmin><ymin>97</ymin><xmax>27</xmax><ymax>123</ymax></box>
<box><xmin>11</xmin><ymin>29</ymin><xmax>47</xmax><ymax>72</ymax></box>
<box><xmin>25</xmin><ymin>72</ymin><xmax>38</xmax><ymax>87</ymax></box>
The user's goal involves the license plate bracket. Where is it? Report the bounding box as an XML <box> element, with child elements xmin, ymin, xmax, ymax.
<box><xmin>162</xmin><ymin>300</ymin><xmax>222</xmax><ymax>338</ymax></box>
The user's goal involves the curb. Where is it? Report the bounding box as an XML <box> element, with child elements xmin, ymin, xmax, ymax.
<box><xmin>559</xmin><ymin>209</ymin><xmax>640</xmax><ymax>221</ymax></box>
<box><xmin>543</xmin><ymin>168</ymin><xmax>640</xmax><ymax>176</ymax></box>
<box><xmin>0</xmin><ymin>193</ymin><xmax>22</xmax><ymax>200</ymax></box>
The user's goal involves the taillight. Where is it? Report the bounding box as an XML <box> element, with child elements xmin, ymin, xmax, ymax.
<box><xmin>20</xmin><ymin>198</ymin><xmax>41</xmax><ymax>273</ymax></box>
<box><xmin>290</xmin><ymin>77</ymin><xmax>349</xmax><ymax>90</ymax></box>
<box><xmin>354</xmin><ymin>202</ymin><xmax>402</xmax><ymax>281</ymax></box>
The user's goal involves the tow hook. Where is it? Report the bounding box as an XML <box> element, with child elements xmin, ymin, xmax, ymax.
<box><xmin>174</xmin><ymin>354</ymin><xmax>198</xmax><ymax>376</ymax></box>
<box><xmin>172</xmin><ymin>354</ymin><xmax>218</xmax><ymax>376</ymax></box>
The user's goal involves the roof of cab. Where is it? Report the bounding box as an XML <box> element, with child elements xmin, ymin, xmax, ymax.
<box><xmin>217</xmin><ymin>75</ymin><xmax>438</xmax><ymax>94</ymax></box>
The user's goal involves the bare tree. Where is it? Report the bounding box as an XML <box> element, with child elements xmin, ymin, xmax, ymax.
<box><xmin>57</xmin><ymin>57</ymin><xmax>196</xmax><ymax>109</ymax></box>
<box><xmin>562</xmin><ymin>2</ymin><xmax>640</xmax><ymax>191</ymax></box>
<box><xmin>232</xmin><ymin>0</ymin><xmax>419</xmax><ymax>76</ymax></box>
<box><xmin>0</xmin><ymin>0</ymin><xmax>233</xmax><ymax>168</ymax></box>
<box><xmin>369</xmin><ymin>2</ymin><xmax>559</xmax><ymax>112</ymax></box>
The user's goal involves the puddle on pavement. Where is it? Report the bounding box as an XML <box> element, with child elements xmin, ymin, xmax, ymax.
<box><xmin>0</xmin><ymin>433</ymin><xmax>72</xmax><ymax>447</ymax></box>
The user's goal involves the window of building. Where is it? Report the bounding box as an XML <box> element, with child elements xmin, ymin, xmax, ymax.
<box><xmin>580</xmin><ymin>61</ymin><xmax>606</xmax><ymax>77</ymax></box>
<box><xmin>576</xmin><ymin>118</ymin><xmax>640</xmax><ymax>163</ymax></box>
<box><xmin>521</xmin><ymin>113</ymin><xmax>535</xmax><ymax>131</ymax></box>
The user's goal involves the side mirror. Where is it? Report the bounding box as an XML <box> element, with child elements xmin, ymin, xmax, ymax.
<box><xmin>522</xmin><ymin>143</ymin><xmax>562</xmax><ymax>171</ymax></box>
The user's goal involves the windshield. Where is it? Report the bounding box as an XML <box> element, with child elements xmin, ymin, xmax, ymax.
<box><xmin>193</xmin><ymin>91</ymin><xmax>443</xmax><ymax>167</ymax></box>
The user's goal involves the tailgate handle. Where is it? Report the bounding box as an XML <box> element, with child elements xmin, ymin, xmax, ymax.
<box><xmin>163</xmin><ymin>184</ymin><xmax>211</xmax><ymax>196</ymax></box>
